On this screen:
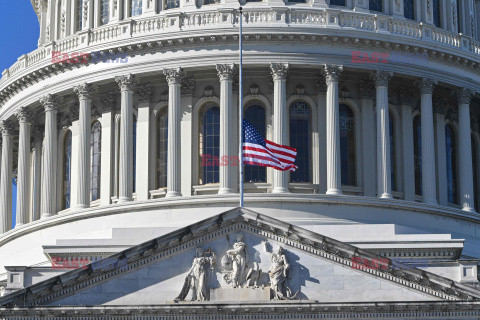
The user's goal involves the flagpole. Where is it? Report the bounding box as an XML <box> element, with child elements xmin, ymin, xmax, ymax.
<box><xmin>238</xmin><ymin>6</ymin><xmax>244</xmax><ymax>208</ymax></box>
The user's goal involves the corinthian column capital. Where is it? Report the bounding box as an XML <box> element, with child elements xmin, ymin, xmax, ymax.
<box><xmin>15</xmin><ymin>107</ymin><xmax>34</xmax><ymax>123</ymax></box>
<box><xmin>115</xmin><ymin>74</ymin><xmax>138</xmax><ymax>92</ymax></box>
<box><xmin>40</xmin><ymin>94</ymin><xmax>62</xmax><ymax>112</ymax></box>
<box><xmin>216</xmin><ymin>64</ymin><xmax>235</xmax><ymax>81</ymax></box>
<box><xmin>73</xmin><ymin>83</ymin><xmax>95</xmax><ymax>100</ymax></box>
<box><xmin>270</xmin><ymin>63</ymin><xmax>289</xmax><ymax>81</ymax></box>
<box><xmin>323</xmin><ymin>65</ymin><xmax>343</xmax><ymax>84</ymax></box>
<box><xmin>371</xmin><ymin>70</ymin><xmax>393</xmax><ymax>87</ymax></box>
<box><xmin>0</xmin><ymin>120</ymin><xmax>16</xmax><ymax>136</ymax></box>
<box><xmin>163</xmin><ymin>68</ymin><xmax>185</xmax><ymax>85</ymax></box>
<box><xmin>418</xmin><ymin>78</ymin><xmax>437</xmax><ymax>95</ymax></box>
<box><xmin>457</xmin><ymin>88</ymin><xmax>474</xmax><ymax>105</ymax></box>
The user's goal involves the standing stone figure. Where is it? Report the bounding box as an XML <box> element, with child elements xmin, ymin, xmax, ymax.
<box><xmin>262</xmin><ymin>241</ymin><xmax>298</xmax><ymax>300</ymax></box>
<box><xmin>222</xmin><ymin>233</ymin><xmax>247</xmax><ymax>287</ymax></box>
<box><xmin>175</xmin><ymin>247</ymin><xmax>215</xmax><ymax>301</ymax></box>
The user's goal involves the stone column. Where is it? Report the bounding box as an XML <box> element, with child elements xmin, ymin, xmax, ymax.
<box><xmin>315</xmin><ymin>76</ymin><xmax>327</xmax><ymax>194</ymax></box>
<box><xmin>73</xmin><ymin>83</ymin><xmax>94</xmax><ymax>208</ymax></box>
<box><xmin>0</xmin><ymin>121</ymin><xmax>14</xmax><ymax>233</ymax></box>
<box><xmin>323</xmin><ymin>65</ymin><xmax>343</xmax><ymax>195</ymax></box>
<box><xmin>40</xmin><ymin>94</ymin><xmax>60</xmax><ymax>217</ymax></box>
<box><xmin>15</xmin><ymin>108</ymin><xmax>33</xmax><ymax>227</ymax></box>
<box><xmin>360</xmin><ymin>82</ymin><xmax>376</xmax><ymax>197</ymax></box>
<box><xmin>115</xmin><ymin>74</ymin><xmax>137</xmax><ymax>203</ymax></box>
<box><xmin>457</xmin><ymin>88</ymin><xmax>475</xmax><ymax>212</ymax></box>
<box><xmin>217</xmin><ymin>64</ymin><xmax>235</xmax><ymax>194</ymax></box>
<box><xmin>372</xmin><ymin>71</ymin><xmax>393</xmax><ymax>199</ymax></box>
<box><xmin>163</xmin><ymin>68</ymin><xmax>184</xmax><ymax>197</ymax></box>
<box><xmin>399</xmin><ymin>87</ymin><xmax>416</xmax><ymax>202</ymax></box>
<box><xmin>270</xmin><ymin>63</ymin><xmax>290</xmax><ymax>194</ymax></box>
<box><xmin>419</xmin><ymin>78</ymin><xmax>438</xmax><ymax>205</ymax></box>
<box><xmin>31</xmin><ymin>129</ymin><xmax>43</xmax><ymax>222</ymax></box>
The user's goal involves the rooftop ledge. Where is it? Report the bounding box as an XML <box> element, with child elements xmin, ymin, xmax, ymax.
<box><xmin>1</xmin><ymin>7</ymin><xmax>479</xmax><ymax>100</ymax></box>
<box><xmin>1</xmin><ymin>193</ymin><xmax>480</xmax><ymax>248</ymax></box>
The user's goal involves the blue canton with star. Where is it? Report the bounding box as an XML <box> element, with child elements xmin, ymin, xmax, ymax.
<box><xmin>243</xmin><ymin>120</ymin><xmax>266</xmax><ymax>147</ymax></box>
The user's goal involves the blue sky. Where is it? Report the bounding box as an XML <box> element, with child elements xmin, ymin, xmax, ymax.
<box><xmin>0</xmin><ymin>2</ymin><xmax>39</xmax><ymax>228</ymax></box>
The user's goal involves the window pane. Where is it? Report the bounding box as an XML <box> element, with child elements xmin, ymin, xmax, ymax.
<box><xmin>340</xmin><ymin>104</ymin><xmax>355</xmax><ymax>186</ymax></box>
<box><xmin>433</xmin><ymin>0</ymin><xmax>441</xmax><ymax>27</ymax></box>
<box><xmin>76</xmin><ymin>0</ymin><xmax>83</xmax><ymax>31</ymax></box>
<box><xmin>63</xmin><ymin>131</ymin><xmax>72</xmax><ymax>210</ymax></box>
<box><xmin>101</xmin><ymin>0</ymin><xmax>110</xmax><ymax>25</ymax></box>
<box><xmin>131</xmin><ymin>0</ymin><xmax>143</xmax><ymax>16</ymax></box>
<box><xmin>445</xmin><ymin>125</ymin><xmax>457</xmax><ymax>204</ymax></box>
<box><xmin>330</xmin><ymin>0</ymin><xmax>346</xmax><ymax>6</ymax></box>
<box><xmin>201</xmin><ymin>106</ymin><xmax>220</xmax><ymax>184</ymax></box>
<box><xmin>165</xmin><ymin>0</ymin><xmax>180</xmax><ymax>10</ymax></box>
<box><xmin>244</xmin><ymin>105</ymin><xmax>266</xmax><ymax>183</ymax></box>
<box><xmin>413</xmin><ymin>116</ymin><xmax>422</xmax><ymax>195</ymax></box>
<box><xmin>369</xmin><ymin>0</ymin><xmax>382</xmax><ymax>12</ymax></box>
<box><xmin>289</xmin><ymin>101</ymin><xmax>311</xmax><ymax>183</ymax></box>
<box><xmin>90</xmin><ymin>121</ymin><xmax>102</xmax><ymax>201</ymax></box>
<box><xmin>157</xmin><ymin>109</ymin><xmax>168</xmax><ymax>189</ymax></box>
<box><xmin>404</xmin><ymin>0</ymin><xmax>414</xmax><ymax>20</ymax></box>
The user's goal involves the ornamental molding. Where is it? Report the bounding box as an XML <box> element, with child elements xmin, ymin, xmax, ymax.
<box><xmin>270</xmin><ymin>63</ymin><xmax>289</xmax><ymax>81</ymax></box>
<box><xmin>181</xmin><ymin>77</ymin><xmax>195</xmax><ymax>96</ymax></box>
<box><xmin>1</xmin><ymin>208</ymin><xmax>479</xmax><ymax>308</ymax></box>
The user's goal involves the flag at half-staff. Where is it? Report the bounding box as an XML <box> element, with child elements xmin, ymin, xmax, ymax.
<box><xmin>242</xmin><ymin>120</ymin><xmax>298</xmax><ymax>171</ymax></box>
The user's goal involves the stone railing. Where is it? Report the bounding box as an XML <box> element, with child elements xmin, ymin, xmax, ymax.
<box><xmin>1</xmin><ymin>7</ymin><xmax>479</xmax><ymax>90</ymax></box>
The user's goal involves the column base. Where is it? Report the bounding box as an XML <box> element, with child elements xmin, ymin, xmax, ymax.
<box><xmin>462</xmin><ymin>206</ymin><xmax>476</xmax><ymax>213</ymax></box>
<box><xmin>379</xmin><ymin>193</ymin><xmax>392</xmax><ymax>199</ymax></box>
<box><xmin>424</xmin><ymin>198</ymin><xmax>438</xmax><ymax>205</ymax></box>
<box><xmin>117</xmin><ymin>197</ymin><xmax>133</xmax><ymax>203</ymax></box>
<box><xmin>41</xmin><ymin>213</ymin><xmax>53</xmax><ymax>219</ymax></box>
<box><xmin>326</xmin><ymin>188</ymin><xmax>342</xmax><ymax>195</ymax></box>
<box><xmin>76</xmin><ymin>204</ymin><xmax>89</xmax><ymax>209</ymax></box>
<box><xmin>166</xmin><ymin>191</ymin><xmax>182</xmax><ymax>198</ymax></box>
<box><xmin>14</xmin><ymin>223</ymin><xmax>23</xmax><ymax>228</ymax></box>
<box><xmin>218</xmin><ymin>188</ymin><xmax>233</xmax><ymax>195</ymax></box>
<box><xmin>272</xmin><ymin>187</ymin><xmax>290</xmax><ymax>194</ymax></box>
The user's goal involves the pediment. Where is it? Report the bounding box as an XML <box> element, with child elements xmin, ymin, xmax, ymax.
<box><xmin>1</xmin><ymin>208</ymin><xmax>479</xmax><ymax>307</ymax></box>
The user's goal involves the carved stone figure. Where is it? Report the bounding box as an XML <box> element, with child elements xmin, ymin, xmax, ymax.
<box><xmin>175</xmin><ymin>248</ymin><xmax>215</xmax><ymax>302</ymax></box>
<box><xmin>221</xmin><ymin>233</ymin><xmax>247</xmax><ymax>287</ymax></box>
<box><xmin>262</xmin><ymin>241</ymin><xmax>298</xmax><ymax>300</ymax></box>
<box><xmin>245</xmin><ymin>262</ymin><xmax>262</xmax><ymax>288</ymax></box>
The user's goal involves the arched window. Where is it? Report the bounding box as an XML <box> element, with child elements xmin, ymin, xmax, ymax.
<box><xmin>101</xmin><ymin>0</ymin><xmax>110</xmax><ymax>25</ymax></box>
<box><xmin>76</xmin><ymin>0</ymin><xmax>83</xmax><ymax>31</ymax></box>
<box><xmin>369</xmin><ymin>0</ymin><xmax>382</xmax><ymax>12</ymax></box>
<box><xmin>340</xmin><ymin>104</ymin><xmax>355</xmax><ymax>186</ymax></box>
<box><xmin>330</xmin><ymin>0</ymin><xmax>346</xmax><ymax>6</ymax></box>
<box><xmin>157</xmin><ymin>108</ymin><xmax>168</xmax><ymax>189</ymax></box>
<box><xmin>244</xmin><ymin>104</ymin><xmax>266</xmax><ymax>183</ymax></box>
<box><xmin>289</xmin><ymin>101</ymin><xmax>311</xmax><ymax>183</ymax></box>
<box><xmin>200</xmin><ymin>105</ymin><xmax>220</xmax><ymax>184</ymax></box>
<box><xmin>131</xmin><ymin>0</ymin><xmax>143</xmax><ymax>16</ymax></box>
<box><xmin>165</xmin><ymin>0</ymin><xmax>180</xmax><ymax>10</ymax></box>
<box><xmin>404</xmin><ymin>0</ymin><xmax>414</xmax><ymax>19</ymax></box>
<box><xmin>472</xmin><ymin>135</ymin><xmax>479</xmax><ymax>211</ymax></box>
<box><xmin>133</xmin><ymin>116</ymin><xmax>137</xmax><ymax>193</ymax></box>
<box><xmin>90</xmin><ymin>121</ymin><xmax>101</xmax><ymax>202</ymax></box>
<box><xmin>413</xmin><ymin>116</ymin><xmax>422</xmax><ymax>196</ymax></box>
<box><xmin>389</xmin><ymin>112</ymin><xmax>396</xmax><ymax>190</ymax></box>
<box><xmin>433</xmin><ymin>0</ymin><xmax>441</xmax><ymax>27</ymax></box>
<box><xmin>445</xmin><ymin>125</ymin><xmax>457</xmax><ymax>204</ymax></box>
<box><xmin>62</xmin><ymin>131</ymin><xmax>72</xmax><ymax>210</ymax></box>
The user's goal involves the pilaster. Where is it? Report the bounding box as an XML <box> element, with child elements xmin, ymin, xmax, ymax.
<box><xmin>135</xmin><ymin>85</ymin><xmax>153</xmax><ymax>201</ymax></box>
<box><xmin>360</xmin><ymin>81</ymin><xmax>376</xmax><ymax>197</ymax></box>
<box><xmin>399</xmin><ymin>86</ymin><xmax>416</xmax><ymax>201</ymax></box>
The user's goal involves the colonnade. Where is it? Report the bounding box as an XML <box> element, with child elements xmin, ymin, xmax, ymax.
<box><xmin>0</xmin><ymin>64</ymin><xmax>477</xmax><ymax>234</ymax></box>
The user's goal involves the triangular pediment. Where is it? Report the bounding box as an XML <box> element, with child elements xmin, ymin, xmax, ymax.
<box><xmin>1</xmin><ymin>208</ymin><xmax>479</xmax><ymax>307</ymax></box>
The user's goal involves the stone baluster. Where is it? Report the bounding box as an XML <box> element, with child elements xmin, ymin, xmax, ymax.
<box><xmin>270</xmin><ymin>63</ymin><xmax>290</xmax><ymax>194</ymax></box>
<box><xmin>163</xmin><ymin>68</ymin><xmax>184</xmax><ymax>197</ymax></box>
<box><xmin>0</xmin><ymin>121</ymin><xmax>14</xmax><ymax>233</ymax></box>
<box><xmin>323</xmin><ymin>65</ymin><xmax>343</xmax><ymax>195</ymax></box>
<box><xmin>115</xmin><ymin>74</ymin><xmax>137</xmax><ymax>202</ymax></box>
<box><xmin>216</xmin><ymin>64</ymin><xmax>235</xmax><ymax>194</ymax></box>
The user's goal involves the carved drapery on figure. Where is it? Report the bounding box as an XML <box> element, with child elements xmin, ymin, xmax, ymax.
<box><xmin>221</xmin><ymin>233</ymin><xmax>247</xmax><ymax>288</ymax></box>
<box><xmin>175</xmin><ymin>248</ymin><xmax>215</xmax><ymax>302</ymax></box>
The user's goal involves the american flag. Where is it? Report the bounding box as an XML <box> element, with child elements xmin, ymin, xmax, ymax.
<box><xmin>242</xmin><ymin>120</ymin><xmax>298</xmax><ymax>171</ymax></box>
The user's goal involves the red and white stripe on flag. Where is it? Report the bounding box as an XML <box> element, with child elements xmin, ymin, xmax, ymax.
<box><xmin>242</xmin><ymin>139</ymin><xmax>298</xmax><ymax>172</ymax></box>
